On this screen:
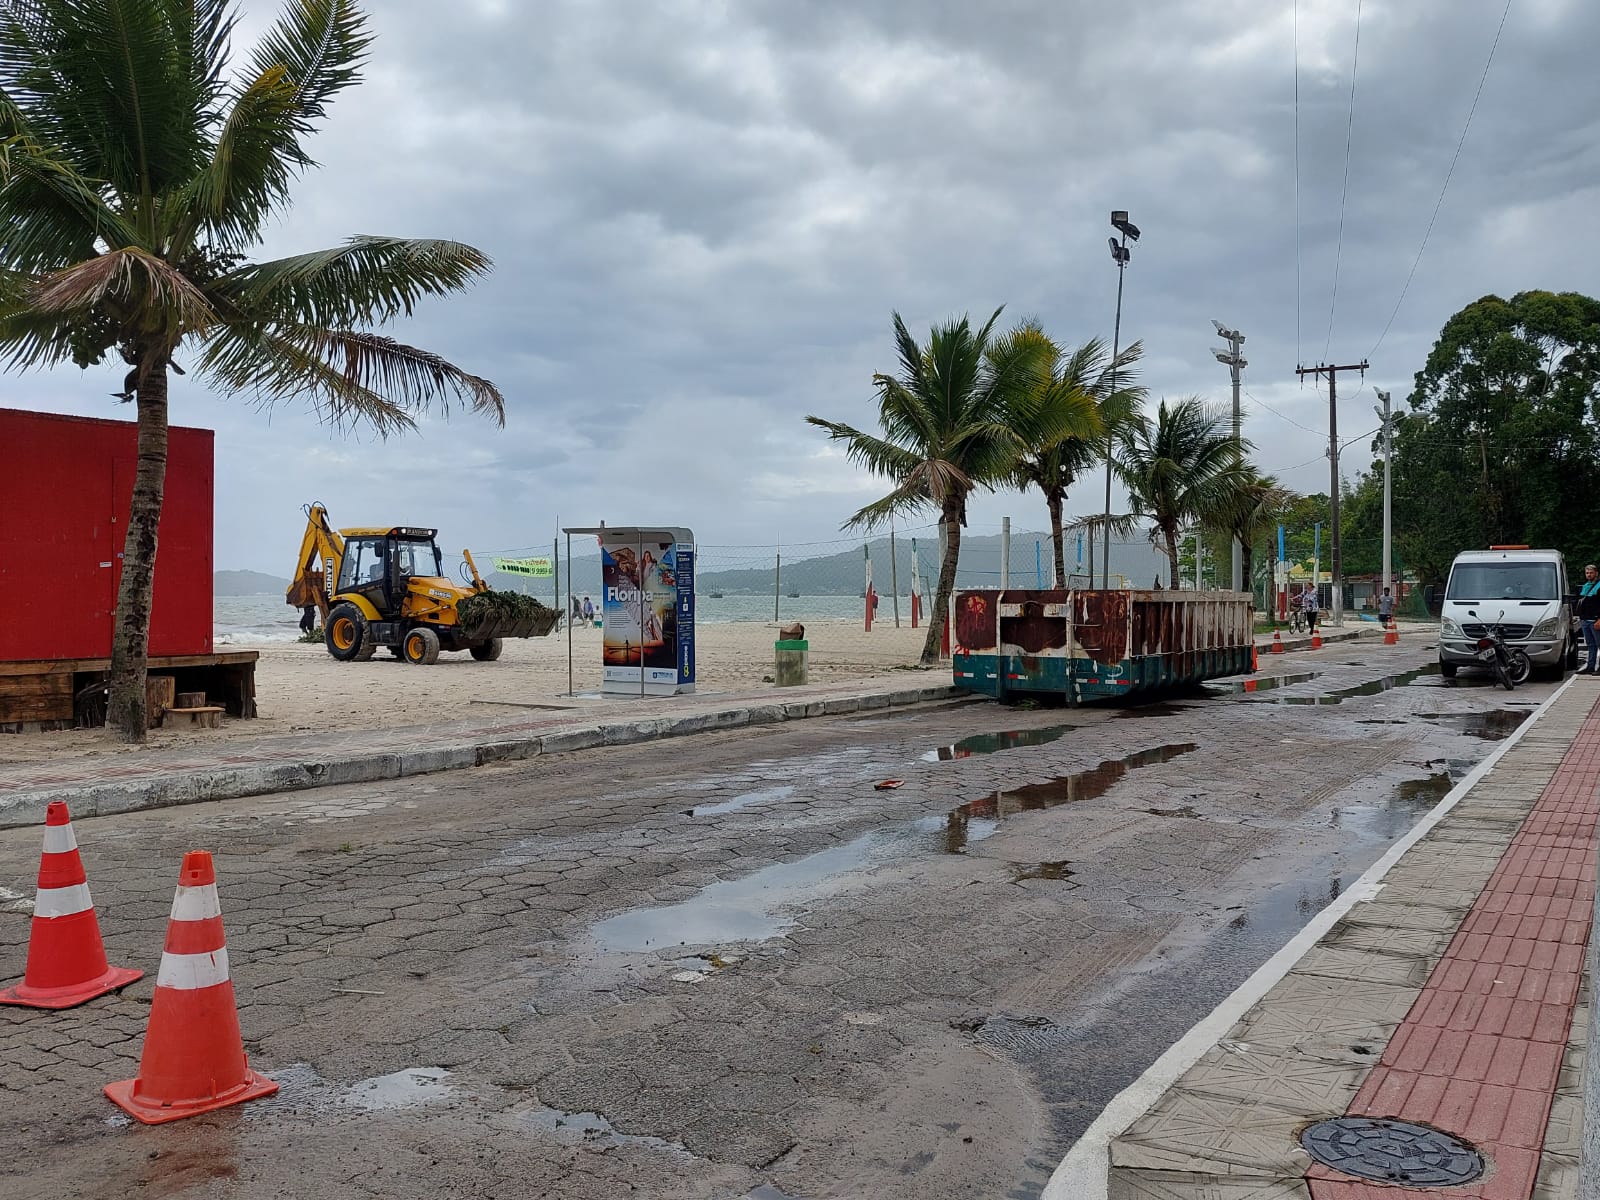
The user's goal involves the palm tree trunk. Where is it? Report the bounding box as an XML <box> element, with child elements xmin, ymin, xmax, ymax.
<box><xmin>1241</xmin><ymin>539</ymin><xmax>1254</xmax><ymax>598</ymax></box>
<box><xmin>1047</xmin><ymin>489</ymin><xmax>1066</xmax><ymax>587</ymax></box>
<box><xmin>921</xmin><ymin>500</ymin><xmax>963</xmax><ymax>665</ymax></box>
<box><xmin>1163</xmin><ymin>524</ymin><xmax>1181</xmax><ymax>589</ymax></box>
<box><xmin>106</xmin><ymin>357</ymin><xmax>169</xmax><ymax>742</ymax></box>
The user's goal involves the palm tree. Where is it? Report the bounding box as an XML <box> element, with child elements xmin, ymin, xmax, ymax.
<box><xmin>1118</xmin><ymin>398</ymin><xmax>1252</xmax><ymax>584</ymax></box>
<box><xmin>0</xmin><ymin>1</ymin><xmax>504</xmax><ymax>741</ymax></box>
<box><xmin>807</xmin><ymin>308</ymin><xmax>1050</xmax><ymax>664</ymax></box>
<box><xmin>1006</xmin><ymin>333</ymin><xmax>1145</xmax><ymax>586</ymax></box>
<box><xmin>1205</xmin><ymin>470</ymin><xmax>1297</xmax><ymax>601</ymax></box>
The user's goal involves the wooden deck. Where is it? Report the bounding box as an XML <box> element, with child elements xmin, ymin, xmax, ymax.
<box><xmin>0</xmin><ymin>651</ymin><xmax>258</xmax><ymax>731</ymax></box>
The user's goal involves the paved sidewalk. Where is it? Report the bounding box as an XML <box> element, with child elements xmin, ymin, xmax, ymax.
<box><xmin>1092</xmin><ymin>677</ymin><xmax>1597</xmax><ymax>1199</ymax></box>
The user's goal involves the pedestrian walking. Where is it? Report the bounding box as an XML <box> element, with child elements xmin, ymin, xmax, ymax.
<box><xmin>1301</xmin><ymin>583</ymin><xmax>1320</xmax><ymax>635</ymax></box>
<box><xmin>582</xmin><ymin>596</ymin><xmax>595</xmax><ymax>627</ymax></box>
<box><xmin>1576</xmin><ymin>564</ymin><xmax>1600</xmax><ymax>674</ymax></box>
<box><xmin>1377</xmin><ymin>587</ymin><xmax>1394</xmax><ymax>629</ymax></box>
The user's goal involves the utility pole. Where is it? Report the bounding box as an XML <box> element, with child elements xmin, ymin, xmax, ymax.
<box><xmin>1001</xmin><ymin>516</ymin><xmax>1011</xmax><ymax>589</ymax></box>
<box><xmin>1102</xmin><ymin>209</ymin><xmax>1141</xmax><ymax>589</ymax></box>
<box><xmin>1374</xmin><ymin>390</ymin><xmax>1395</xmax><ymax>616</ymax></box>
<box><xmin>1295</xmin><ymin>359</ymin><xmax>1368</xmax><ymax>627</ymax></box>
<box><xmin>1213</xmin><ymin>322</ymin><xmax>1247</xmax><ymax>592</ymax></box>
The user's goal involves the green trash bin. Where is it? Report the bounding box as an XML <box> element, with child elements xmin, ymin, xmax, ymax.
<box><xmin>774</xmin><ymin>639</ymin><xmax>808</xmax><ymax>687</ymax></box>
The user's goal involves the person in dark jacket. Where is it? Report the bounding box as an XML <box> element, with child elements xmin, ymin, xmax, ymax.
<box><xmin>1577</xmin><ymin>563</ymin><xmax>1600</xmax><ymax>674</ymax></box>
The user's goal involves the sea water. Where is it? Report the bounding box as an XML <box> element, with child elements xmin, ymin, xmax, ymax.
<box><xmin>214</xmin><ymin>593</ymin><xmax>920</xmax><ymax>644</ymax></box>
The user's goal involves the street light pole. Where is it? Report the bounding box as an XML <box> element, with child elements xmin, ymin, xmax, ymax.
<box><xmin>1375</xmin><ymin>390</ymin><xmax>1394</xmax><ymax>613</ymax></box>
<box><xmin>1213</xmin><ymin>322</ymin><xmax>1247</xmax><ymax>592</ymax></box>
<box><xmin>1102</xmin><ymin>210</ymin><xmax>1140</xmax><ymax>590</ymax></box>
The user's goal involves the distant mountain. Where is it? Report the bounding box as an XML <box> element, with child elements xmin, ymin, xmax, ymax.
<box><xmin>215</xmin><ymin>569</ymin><xmax>290</xmax><ymax>596</ymax></box>
<box><xmin>692</xmin><ymin>532</ymin><xmax>1167</xmax><ymax>596</ymax></box>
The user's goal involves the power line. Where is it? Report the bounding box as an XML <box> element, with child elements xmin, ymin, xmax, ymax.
<box><xmin>1324</xmin><ymin>0</ymin><xmax>1365</xmax><ymax>361</ymax></box>
<box><xmin>1243</xmin><ymin>388</ymin><xmax>1323</xmax><ymax>435</ymax></box>
<box><xmin>1368</xmin><ymin>0</ymin><xmax>1515</xmax><ymax>360</ymax></box>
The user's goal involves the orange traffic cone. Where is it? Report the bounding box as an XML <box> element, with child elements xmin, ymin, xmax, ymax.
<box><xmin>104</xmin><ymin>851</ymin><xmax>277</xmax><ymax>1123</ymax></box>
<box><xmin>1383</xmin><ymin>622</ymin><xmax>1399</xmax><ymax>646</ymax></box>
<box><xmin>1271</xmin><ymin>631</ymin><xmax>1284</xmax><ymax>654</ymax></box>
<box><xmin>1251</xmin><ymin>644</ymin><xmax>1259</xmax><ymax>672</ymax></box>
<box><xmin>1312</xmin><ymin>632</ymin><xmax>1323</xmax><ymax>649</ymax></box>
<box><xmin>0</xmin><ymin>802</ymin><xmax>141</xmax><ymax>1010</ymax></box>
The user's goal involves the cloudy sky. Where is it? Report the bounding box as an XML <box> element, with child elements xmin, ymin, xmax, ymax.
<box><xmin>16</xmin><ymin>0</ymin><xmax>1600</xmax><ymax>574</ymax></box>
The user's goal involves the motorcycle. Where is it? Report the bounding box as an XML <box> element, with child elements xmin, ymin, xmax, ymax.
<box><xmin>1468</xmin><ymin>608</ymin><xmax>1531</xmax><ymax>690</ymax></box>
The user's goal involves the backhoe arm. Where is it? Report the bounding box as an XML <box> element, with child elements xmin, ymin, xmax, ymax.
<box><xmin>286</xmin><ymin>503</ymin><xmax>344</xmax><ymax>616</ymax></box>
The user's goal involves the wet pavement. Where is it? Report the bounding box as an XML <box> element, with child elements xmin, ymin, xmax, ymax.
<box><xmin>0</xmin><ymin>638</ymin><xmax>1563</xmax><ymax>1200</ymax></box>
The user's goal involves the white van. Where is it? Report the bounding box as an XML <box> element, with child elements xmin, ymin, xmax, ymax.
<box><xmin>1434</xmin><ymin>547</ymin><xmax>1577</xmax><ymax>680</ymax></box>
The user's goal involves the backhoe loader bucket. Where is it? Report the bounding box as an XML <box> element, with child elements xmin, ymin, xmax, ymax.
<box><xmin>455</xmin><ymin>592</ymin><xmax>561</xmax><ymax>642</ymax></box>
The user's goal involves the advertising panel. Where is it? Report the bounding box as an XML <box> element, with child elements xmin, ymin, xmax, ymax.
<box><xmin>600</xmin><ymin>529</ymin><xmax>694</xmax><ymax>695</ymax></box>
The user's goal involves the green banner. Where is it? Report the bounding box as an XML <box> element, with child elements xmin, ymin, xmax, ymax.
<box><xmin>493</xmin><ymin>556</ymin><xmax>553</xmax><ymax>578</ymax></box>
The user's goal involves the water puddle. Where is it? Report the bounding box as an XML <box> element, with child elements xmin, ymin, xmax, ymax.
<box><xmin>513</xmin><ymin>1105</ymin><xmax>685</xmax><ymax>1153</ymax></box>
<box><xmin>1328</xmin><ymin>772</ymin><xmax>1454</xmax><ymax>840</ymax></box>
<box><xmin>1431</xmin><ymin>709</ymin><xmax>1529</xmax><ymax>741</ymax></box>
<box><xmin>927</xmin><ymin>744</ymin><xmax>1200</xmax><ymax>854</ymax></box>
<box><xmin>344</xmin><ymin>1067</ymin><xmax>454</xmax><ymax>1111</ymax></box>
<box><xmin>1245</xmin><ymin>664</ymin><xmax>1441</xmax><ymax>705</ymax></box>
<box><xmin>687</xmin><ymin>785</ymin><xmax>795</xmax><ymax>816</ymax></box>
<box><xmin>1204</xmin><ymin>671</ymin><xmax>1320</xmax><ymax>696</ymax></box>
<box><xmin>593</xmin><ymin>743</ymin><xmax>1198</xmax><ymax>950</ymax></box>
<box><xmin>922</xmin><ymin>725</ymin><xmax>1074</xmax><ymax>762</ymax></box>
<box><xmin>1010</xmin><ymin>861</ymin><xmax>1076</xmax><ymax>883</ymax></box>
<box><xmin>1223</xmin><ymin>873</ymin><xmax>1347</xmax><ymax>938</ymax></box>
<box><xmin>590</xmin><ymin>834</ymin><xmax>880</xmax><ymax>951</ymax></box>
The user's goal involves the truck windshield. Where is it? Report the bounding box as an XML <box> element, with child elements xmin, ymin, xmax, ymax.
<box><xmin>1446</xmin><ymin>562</ymin><xmax>1558</xmax><ymax>602</ymax></box>
<box><xmin>394</xmin><ymin>539</ymin><xmax>443</xmax><ymax>578</ymax></box>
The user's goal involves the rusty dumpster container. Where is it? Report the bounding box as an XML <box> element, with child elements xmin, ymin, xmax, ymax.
<box><xmin>951</xmin><ymin>588</ymin><xmax>1254</xmax><ymax>702</ymax></box>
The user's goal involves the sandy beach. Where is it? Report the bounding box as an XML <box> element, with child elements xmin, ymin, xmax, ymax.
<box><xmin>0</xmin><ymin>618</ymin><xmax>938</xmax><ymax>765</ymax></box>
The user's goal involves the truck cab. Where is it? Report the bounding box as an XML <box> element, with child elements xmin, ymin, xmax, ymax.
<box><xmin>1435</xmin><ymin>547</ymin><xmax>1576</xmax><ymax>680</ymax></box>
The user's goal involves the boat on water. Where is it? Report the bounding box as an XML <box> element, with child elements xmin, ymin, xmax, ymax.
<box><xmin>708</xmin><ymin>591</ymin><xmax>724</xmax><ymax>598</ymax></box>
<box><xmin>787</xmin><ymin>592</ymin><xmax>800</xmax><ymax>598</ymax></box>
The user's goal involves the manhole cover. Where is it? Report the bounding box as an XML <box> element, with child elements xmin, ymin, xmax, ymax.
<box><xmin>1301</xmin><ymin>1118</ymin><xmax>1484</xmax><ymax>1186</ymax></box>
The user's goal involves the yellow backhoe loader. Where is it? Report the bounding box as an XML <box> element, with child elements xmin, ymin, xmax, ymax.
<box><xmin>286</xmin><ymin>503</ymin><xmax>558</xmax><ymax>665</ymax></box>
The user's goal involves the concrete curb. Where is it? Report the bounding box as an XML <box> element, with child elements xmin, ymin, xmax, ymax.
<box><xmin>0</xmin><ymin>683</ymin><xmax>966</xmax><ymax>829</ymax></box>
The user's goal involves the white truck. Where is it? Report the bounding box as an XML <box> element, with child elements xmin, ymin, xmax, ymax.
<box><xmin>1432</xmin><ymin>546</ymin><xmax>1578</xmax><ymax>681</ymax></box>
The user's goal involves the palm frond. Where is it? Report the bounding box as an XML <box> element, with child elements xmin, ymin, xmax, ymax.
<box><xmin>31</xmin><ymin>247</ymin><xmax>217</xmax><ymax>332</ymax></box>
<box><xmin>215</xmin><ymin>236</ymin><xmax>493</xmax><ymax>326</ymax></box>
<box><xmin>183</xmin><ymin>0</ymin><xmax>370</xmax><ymax>246</ymax></box>
<box><xmin>804</xmin><ymin>415</ymin><xmax>924</xmax><ymax>483</ymax></box>
<box><xmin>201</xmin><ymin>322</ymin><xmax>504</xmax><ymax>431</ymax></box>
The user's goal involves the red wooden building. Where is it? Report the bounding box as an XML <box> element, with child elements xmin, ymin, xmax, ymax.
<box><xmin>1</xmin><ymin>408</ymin><xmax>255</xmax><ymax>729</ymax></box>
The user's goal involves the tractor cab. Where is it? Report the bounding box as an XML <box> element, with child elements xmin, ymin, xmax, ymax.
<box><xmin>334</xmin><ymin>526</ymin><xmax>452</xmax><ymax>619</ymax></box>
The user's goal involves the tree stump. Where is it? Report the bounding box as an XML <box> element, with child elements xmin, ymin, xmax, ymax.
<box><xmin>145</xmin><ymin>676</ymin><xmax>176</xmax><ymax>729</ymax></box>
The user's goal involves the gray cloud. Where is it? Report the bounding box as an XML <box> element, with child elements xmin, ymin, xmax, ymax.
<box><xmin>19</xmin><ymin>0</ymin><xmax>1600</xmax><ymax>571</ymax></box>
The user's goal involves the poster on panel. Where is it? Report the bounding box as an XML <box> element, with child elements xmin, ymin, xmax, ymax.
<box><xmin>600</xmin><ymin>528</ymin><xmax>694</xmax><ymax>695</ymax></box>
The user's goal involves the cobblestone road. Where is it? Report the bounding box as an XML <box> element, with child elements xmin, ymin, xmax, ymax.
<box><xmin>0</xmin><ymin>640</ymin><xmax>1555</xmax><ymax>1200</ymax></box>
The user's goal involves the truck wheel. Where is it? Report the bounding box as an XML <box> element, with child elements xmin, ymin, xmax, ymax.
<box><xmin>325</xmin><ymin>603</ymin><xmax>368</xmax><ymax>662</ymax></box>
<box><xmin>402</xmin><ymin>626</ymin><xmax>441</xmax><ymax>665</ymax></box>
<box><xmin>354</xmin><ymin>640</ymin><xmax>377</xmax><ymax>662</ymax></box>
<box><xmin>469</xmin><ymin>638</ymin><xmax>503</xmax><ymax>662</ymax></box>
<box><xmin>1439</xmin><ymin>658</ymin><xmax>1457</xmax><ymax>679</ymax></box>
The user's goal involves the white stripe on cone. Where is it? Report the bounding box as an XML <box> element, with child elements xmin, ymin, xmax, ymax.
<box><xmin>170</xmin><ymin>884</ymin><xmax>222</xmax><ymax>922</ymax></box>
<box><xmin>33</xmin><ymin>882</ymin><xmax>94</xmax><ymax>919</ymax></box>
<box><xmin>42</xmin><ymin>825</ymin><xmax>78</xmax><ymax>854</ymax></box>
<box><xmin>156</xmin><ymin>948</ymin><xmax>231</xmax><ymax>991</ymax></box>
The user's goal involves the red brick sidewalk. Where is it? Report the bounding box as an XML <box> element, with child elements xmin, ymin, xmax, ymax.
<box><xmin>1307</xmin><ymin>693</ymin><xmax>1600</xmax><ymax>1200</ymax></box>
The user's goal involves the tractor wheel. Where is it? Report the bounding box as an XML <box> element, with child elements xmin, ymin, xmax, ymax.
<box><xmin>402</xmin><ymin>626</ymin><xmax>441</xmax><ymax>666</ymax></box>
<box><xmin>325</xmin><ymin>603</ymin><xmax>368</xmax><ymax>662</ymax></box>
<box><xmin>469</xmin><ymin>638</ymin><xmax>504</xmax><ymax>662</ymax></box>
<box><xmin>354</xmin><ymin>640</ymin><xmax>378</xmax><ymax>662</ymax></box>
